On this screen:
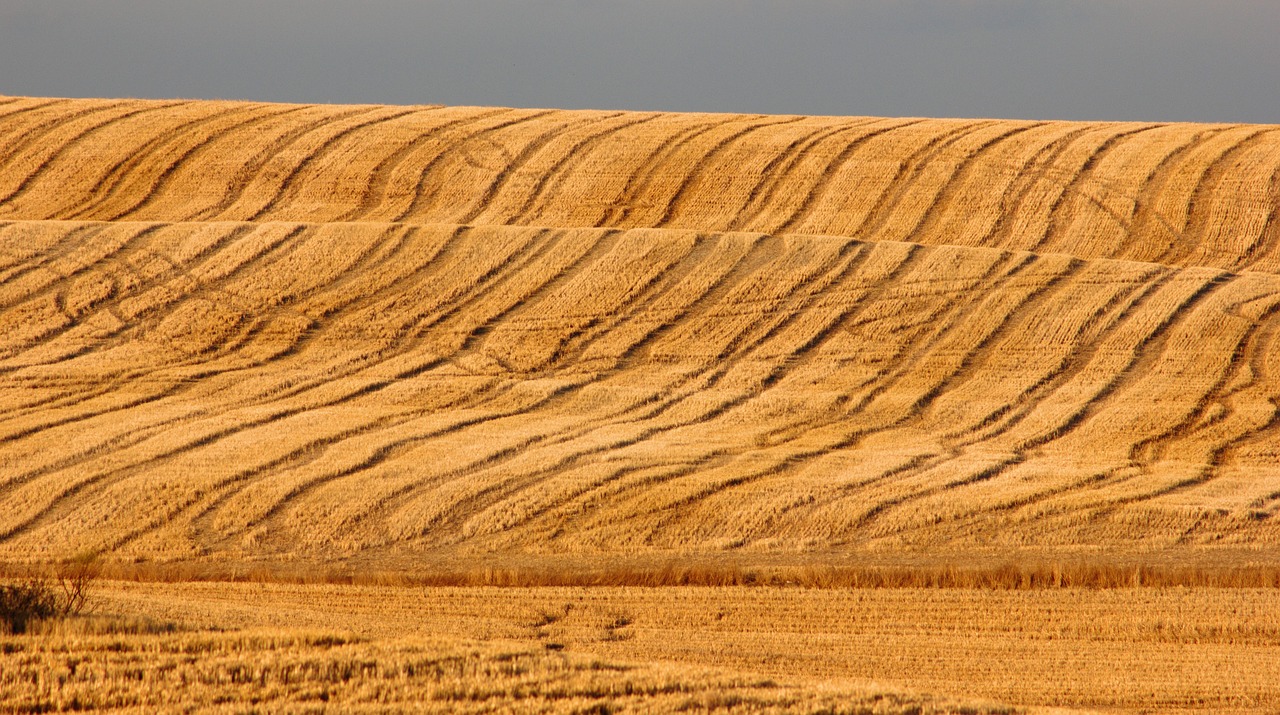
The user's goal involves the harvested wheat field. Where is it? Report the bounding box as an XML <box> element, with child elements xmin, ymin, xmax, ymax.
<box><xmin>4</xmin><ymin>626</ymin><xmax>1016</xmax><ymax>715</ymax></box>
<box><xmin>2</xmin><ymin>95</ymin><xmax>1280</xmax><ymax>712</ymax></box>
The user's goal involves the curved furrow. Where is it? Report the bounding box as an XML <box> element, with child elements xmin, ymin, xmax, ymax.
<box><xmin>244</xmin><ymin>106</ymin><xmax>426</xmax><ymax>221</ymax></box>
<box><xmin>0</xmin><ymin>100</ymin><xmax>1277</xmax><ymax>273</ymax></box>
<box><xmin>591</xmin><ymin>235</ymin><xmax>768</xmax><ymax>374</ymax></box>
<box><xmin>672</xmin><ymin>252</ymin><xmax>1059</xmax><ymax>535</ymax></box>
<box><xmin>234</xmin><ymin>390</ymin><xmax>613</xmax><ymax>550</ymax></box>
<box><xmin>1068</xmin><ymin>280</ymin><xmax>1280</xmax><ymax>516</ymax></box>
<box><xmin>0</xmin><ymin>222</ymin><xmax>103</xmax><ymax>299</ymax></box>
<box><xmin>806</xmin><ymin>251</ymin><xmax>1077</xmax><ymax>452</ymax></box>
<box><xmin>2</xmin><ymin>223</ymin><xmax>1269</xmax><ymax>555</ymax></box>
<box><xmin>183</xmin><ymin>105</ymin><xmax>376</xmax><ymax>221</ymax></box>
<box><xmin>1234</xmin><ymin>152</ymin><xmax>1280</xmax><ymax>273</ymax></box>
<box><xmin>1003</xmin><ymin>271</ymin><xmax>1222</xmax><ymax>455</ymax></box>
<box><xmin>490</xmin><ymin>112</ymin><xmax>667</xmax><ymax>227</ymax></box>
<box><xmin>979</xmin><ymin>124</ymin><xmax>1103</xmax><ymax>251</ymax></box>
<box><xmin>417</xmin><ymin>240</ymin><xmax>943</xmax><ymax>544</ymax></box>
<box><xmin>0</xmin><ymin>227</ymin><xmax>264</xmax><ymax>425</ymax></box>
<box><xmin>1206</xmin><ymin>307</ymin><xmax>1280</xmax><ymax>531</ymax></box>
<box><xmin>866</xmin><ymin>122</ymin><xmax>1046</xmax><ymax>244</ymax></box>
<box><xmin>0</xmin><ymin>99</ymin><xmax>107</xmax><ymax>173</ymax></box>
<box><xmin>881</xmin><ymin>272</ymin><xmax>1243</xmax><ymax>541</ymax></box>
<box><xmin>0</xmin><ymin>225</ymin><xmax>319</xmax><ymax>480</ymax></box>
<box><xmin>899</xmin><ymin>122</ymin><xmax>1051</xmax><ymax>245</ymax></box>
<box><xmin>312</xmin><ymin>230</ymin><xmax>699</xmax><ymax>535</ymax></box>
<box><xmin>338</xmin><ymin>235</ymin><xmax>881</xmax><ymax>543</ymax></box>
<box><xmin>0</xmin><ymin>225</ymin><xmax>586</xmax><ymax>544</ymax></box>
<box><xmin>938</xmin><ymin>265</ymin><xmax>1171</xmax><ymax>449</ymax></box>
<box><xmin>817</xmin><ymin>267</ymin><xmax>1178</xmax><ymax>536</ymax></box>
<box><xmin>649</xmin><ymin>115</ymin><xmax>808</xmax><ymax>229</ymax></box>
<box><xmin>53</xmin><ymin>243</ymin><xmax>634</xmax><ymax>550</ymax></box>
<box><xmin>818</xmin><ymin>122</ymin><xmax>1006</xmax><ymax>240</ymax></box>
<box><xmin>372</xmin><ymin>266</ymin><xmax>885</xmax><ymax>543</ymax></box>
<box><xmin>390</xmin><ymin>109</ymin><xmax>561</xmax><ymax>222</ymax></box>
<box><xmin>116</xmin><ymin>419</ymin><xmax>355</xmax><ymax>554</ymax></box>
<box><xmin>767</xmin><ymin>119</ymin><xmax>929</xmax><ymax>236</ymax></box>
<box><xmin>305</xmin><ymin>378</ymin><xmax>603</xmax><ymax>548</ymax></box>
<box><xmin>0</xmin><ymin>226</ymin><xmax>410</xmax><ymax>463</ymax></box>
<box><xmin>737</xmin><ymin>246</ymin><xmax>952</xmax><ymax>454</ymax></box>
<box><xmin>114</xmin><ymin>361</ymin><xmax>575</xmax><ymax>554</ymax></box>
<box><xmin>452</xmin><ymin>111</ymin><xmax>631</xmax><ymax>225</ymax></box>
<box><xmin>641</xmin><ymin>116</ymin><xmax>843</xmax><ymax>233</ymax></box>
<box><xmin>164</xmin><ymin>229</ymin><xmax>601</xmax><ymax>546</ymax></box>
<box><xmin>234</xmin><ymin>106</ymin><xmax>466</xmax><ymax>223</ymax></box>
<box><xmin>1058</xmin><ymin>123</ymin><xmax>1216</xmax><ymax>261</ymax></box>
<box><xmin>0</xmin><ymin>98</ymin><xmax>82</xmax><ymax>167</ymax></box>
<box><xmin>726</xmin><ymin>118</ymin><xmax>884</xmax><ymax>233</ymax></box>
<box><xmin>827</xmin><ymin>268</ymin><xmax>1180</xmax><ymax>537</ymax></box>
<box><xmin>477</xmin><ymin>459</ymin><xmax>722</xmax><ymax>549</ymax></box>
<box><xmin>0</xmin><ymin>221</ymin><xmax>69</xmax><ymax>281</ymax></box>
<box><xmin>979</xmin><ymin>124</ymin><xmax>1129</xmax><ymax>256</ymax></box>
<box><xmin>110</xmin><ymin>104</ymin><xmax>317</xmax><ymax>221</ymax></box>
<box><xmin>67</xmin><ymin>224</ymin><xmax>458</xmax><ymax>441</ymax></box>
<box><xmin>6</xmin><ymin>97</ymin><xmax>1280</xmax><ymax>560</ymax></box>
<box><xmin>337</xmin><ymin>107</ymin><xmax>513</xmax><ymax>221</ymax></box>
<box><xmin>469</xmin><ymin>232</ymin><xmax>702</xmax><ymax>374</ymax></box>
<box><xmin>0</xmin><ymin>222</ymin><xmax>307</xmax><ymax>375</ymax></box>
<box><xmin>534</xmin><ymin>231</ymin><xmax>732</xmax><ymax>371</ymax></box>
<box><xmin>60</xmin><ymin>103</ymin><xmax>258</xmax><ymax>221</ymax></box>
<box><xmin>0</xmin><ymin>224</ymin><xmax>312</xmax><ymax>491</ymax></box>
<box><xmin>692</xmin><ymin>254</ymin><xmax>1228</xmax><ymax>543</ymax></box>
<box><xmin>527</xmin><ymin>243</ymin><xmax>995</xmax><ymax>534</ymax></box>
<box><xmin>1172</xmin><ymin>126</ymin><xmax>1280</xmax><ymax>266</ymax></box>
<box><xmin>0</xmin><ymin>97</ymin><xmax>61</xmax><ymax>128</ymax></box>
<box><xmin>591</xmin><ymin>118</ymin><xmax>726</xmax><ymax>228</ymax></box>
<box><xmin>1125</xmin><ymin>283</ymin><xmax>1280</xmax><ymax>474</ymax></box>
<box><xmin>1118</xmin><ymin>126</ymin><xmax>1230</xmax><ymax>261</ymax></box>
<box><xmin>0</xmin><ymin>101</ymin><xmax>184</xmax><ymax>212</ymax></box>
<box><xmin>188</xmin><ymin>242</ymin><xmax>638</xmax><ymax>544</ymax></box>
<box><xmin>834</xmin><ymin>121</ymin><xmax>991</xmax><ymax>241</ymax></box>
<box><xmin>0</xmin><ymin>222</ymin><xmax>163</xmax><ymax>339</ymax></box>
<box><xmin>1026</xmin><ymin>123</ymin><xmax>1167</xmax><ymax>254</ymax></box>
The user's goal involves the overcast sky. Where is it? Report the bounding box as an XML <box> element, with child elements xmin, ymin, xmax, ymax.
<box><xmin>1</xmin><ymin>1</ymin><xmax>1277</xmax><ymax>123</ymax></box>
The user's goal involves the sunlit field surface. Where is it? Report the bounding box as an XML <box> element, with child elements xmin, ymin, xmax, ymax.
<box><xmin>3</xmin><ymin>95</ymin><xmax>1280</xmax><ymax>712</ymax></box>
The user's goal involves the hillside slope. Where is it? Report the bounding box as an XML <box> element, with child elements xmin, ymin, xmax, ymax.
<box><xmin>3</xmin><ymin>220</ymin><xmax>1279</xmax><ymax>564</ymax></box>
<box><xmin>1</xmin><ymin>97</ymin><xmax>1279</xmax><ymax>569</ymax></box>
<box><xmin>1</xmin><ymin>96</ymin><xmax>1279</xmax><ymax>271</ymax></box>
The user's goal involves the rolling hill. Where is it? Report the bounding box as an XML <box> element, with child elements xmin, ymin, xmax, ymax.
<box><xmin>2</xmin><ymin>96</ymin><xmax>1279</xmax><ymax>573</ymax></box>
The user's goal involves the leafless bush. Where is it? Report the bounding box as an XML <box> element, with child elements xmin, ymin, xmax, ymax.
<box><xmin>57</xmin><ymin>551</ymin><xmax>102</xmax><ymax>617</ymax></box>
<box><xmin>0</xmin><ymin>580</ymin><xmax>60</xmax><ymax>634</ymax></box>
<box><xmin>0</xmin><ymin>552</ymin><xmax>101</xmax><ymax>633</ymax></box>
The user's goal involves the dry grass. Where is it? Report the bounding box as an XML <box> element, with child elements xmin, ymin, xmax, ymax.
<box><xmin>0</xmin><ymin>627</ymin><xmax>1013</xmax><ymax>714</ymax></box>
<box><xmin>63</xmin><ymin>580</ymin><xmax>1280</xmax><ymax>714</ymax></box>
<box><xmin>4</xmin><ymin>555</ymin><xmax>1276</xmax><ymax>590</ymax></box>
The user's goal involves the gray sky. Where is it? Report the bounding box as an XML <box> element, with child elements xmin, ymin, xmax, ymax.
<box><xmin>1</xmin><ymin>1</ymin><xmax>1277</xmax><ymax>123</ymax></box>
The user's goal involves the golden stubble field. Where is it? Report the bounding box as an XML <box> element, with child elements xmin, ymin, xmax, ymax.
<box><xmin>2</xmin><ymin>95</ymin><xmax>1280</xmax><ymax>712</ymax></box>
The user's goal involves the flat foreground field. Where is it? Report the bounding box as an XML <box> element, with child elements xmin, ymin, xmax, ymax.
<box><xmin>3</xmin><ymin>624</ymin><xmax>1007</xmax><ymax>715</ymax></box>
<box><xmin>5</xmin><ymin>582</ymin><xmax>1278</xmax><ymax>713</ymax></box>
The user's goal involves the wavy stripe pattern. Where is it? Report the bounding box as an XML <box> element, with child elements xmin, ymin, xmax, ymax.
<box><xmin>1</xmin><ymin>220</ymin><xmax>1279</xmax><ymax>561</ymax></box>
<box><xmin>1</xmin><ymin>98</ymin><xmax>1279</xmax><ymax>272</ymax></box>
<box><xmin>1</xmin><ymin>95</ymin><xmax>1279</xmax><ymax>564</ymax></box>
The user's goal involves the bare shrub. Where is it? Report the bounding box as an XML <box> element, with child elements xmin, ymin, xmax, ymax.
<box><xmin>0</xmin><ymin>580</ymin><xmax>60</xmax><ymax>634</ymax></box>
<box><xmin>57</xmin><ymin>551</ymin><xmax>102</xmax><ymax>617</ymax></box>
<box><xmin>0</xmin><ymin>553</ymin><xmax>102</xmax><ymax>633</ymax></box>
